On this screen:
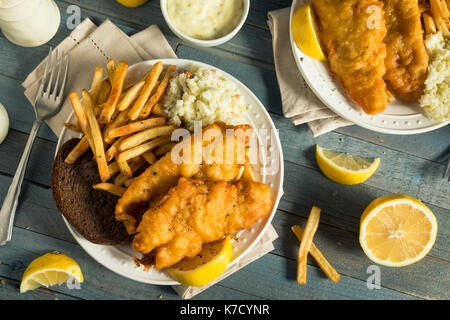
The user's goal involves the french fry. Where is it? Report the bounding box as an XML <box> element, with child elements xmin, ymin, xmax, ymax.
<box><xmin>93</xmin><ymin>183</ymin><xmax>126</xmax><ymax>197</ymax></box>
<box><xmin>97</xmin><ymin>79</ymin><xmax>112</xmax><ymax>105</ymax></box>
<box><xmin>118</xmin><ymin>125</ymin><xmax>176</xmax><ymax>152</ymax></box>
<box><xmin>141</xmin><ymin>65</ymin><xmax>176</xmax><ymax>116</ymax></box>
<box><xmin>63</xmin><ymin>122</ymin><xmax>82</xmax><ymax>133</ymax></box>
<box><xmin>117</xmin><ymin>80</ymin><xmax>145</xmax><ymax>111</ymax></box>
<box><xmin>102</xmin><ymin>109</ymin><xmax>129</xmax><ymax>144</ymax></box>
<box><xmin>83</xmin><ymin>89</ymin><xmax>110</xmax><ymax>182</ymax></box>
<box><xmin>142</xmin><ymin>150</ymin><xmax>157</xmax><ymax>164</ymax></box>
<box><xmin>105</xmin><ymin>136</ymin><xmax>127</xmax><ymax>162</ymax></box>
<box><xmin>108</xmin><ymin>161</ymin><xmax>120</xmax><ymax>176</ymax></box>
<box><xmin>124</xmin><ymin>178</ymin><xmax>134</xmax><ymax>188</ymax></box>
<box><xmin>291</xmin><ymin>225</ymin><xmax>340</xmax><ymax>283</ymax></box>
<box><xmin>107</xmin><ymin>117</ymin><xmax>166</xmax><ymax>140</ymax></box>
<box><xmin>151</xmin><ymin>103</ymin><xmax>166</xmax><ymax>117</ymax></box>
<box><xmin>117</xmin><ymin>136</ymin><xmax>172</xmax><ymax>163</ymax></box>
<box><xmin>297</xmin><ymin>206</ymin><xmax>321</xmax><ymax>285</ymax></box>
<box><xmin>69</xmin><ymin>92</ymin><xmax>95</xmax><ymax>155</ymax></box>
<box><xmin>100</xmin><ymin>61</ymin><xmax>129</xmax><ymax>124</ymax></box>
<box><xmin>106</xmin><ymin>59</ymin><xmax>115</xmax><ymax>86</ymax></box>
<box><xmin>242</xmin><ymin>165</ymin><xmax>257</xmax><ymax>181</ymax></box>
<box><xmin>430</xmin><ymin>0</ymin><xmax>450</xmax><ymax>36</ymax></box>
<box><xmin>114</xmin><ymin>157</ymin><xmax>146</xmax><ymax>185</ymax></box>
<box><xmin>138</xmin><ymin>81</ymin><xmax>161</xmax><ymax>119</ymax></box>
<box><xmin>154</xmin><ymin>141</ymin><xmax>177</xmax><ymax>156</ymax></box>
<box><xmin>90</xmin><ymin>67</ymin><xmax>104</xmax><ymax>105</ymax></box>
<box><xmin>128</xmin><ymin>62</ymin><xmax>163</xmax><ymax>120</ymax></box>
<box><xmin>423</xmin><ymin>12</ymin><xmax>437</xmax><ymax>34</ymax></box>
<box><xmin>116</xmin><ymin>159</ymin><xmax>132</xmax><ymax>177</ymax></box>
<box><xmin>64</xmin><ymin>136</ymin><xmax>90</xmax><ymax>164</ymax></box>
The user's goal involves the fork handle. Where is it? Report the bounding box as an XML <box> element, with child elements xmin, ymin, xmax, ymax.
<box><xmin>0</xmin><ymin>119</ymin><xmax>42</xmax><ymax>246</ymax></box>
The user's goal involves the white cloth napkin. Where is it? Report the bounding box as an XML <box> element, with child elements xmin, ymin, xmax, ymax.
<box><xmin>21</xmin><ymin>18</ymin><xmax>279</xmax><ymax>299</ymax></box>
<box><xmin>267</xmin><ymin>8</ymin><xmax>353</xmax><ymax>136</ymax></box>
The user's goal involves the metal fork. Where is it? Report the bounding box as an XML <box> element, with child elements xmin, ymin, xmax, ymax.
<box><xmin>444</xmin><ymin>157</ymin><xmax>450</xmax><ymax>181</ymax></box>
<box><xmin>0</xmin><ymin>48</ymin><xmax>70</xmax><ymax>246</ymax></box>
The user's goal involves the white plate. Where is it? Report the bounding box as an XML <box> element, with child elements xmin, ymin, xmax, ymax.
<box><xmin>289</xmin><ymin>0</ymin><xmax>449</xmax><ymax>134</ymax></box>
<box><xmin>55</xmin><ymin>59</ymin><xmax>284</xmax><ymax>285</ymax></box>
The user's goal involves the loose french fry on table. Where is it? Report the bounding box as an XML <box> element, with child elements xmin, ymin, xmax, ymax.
<box><xmin>118</xmin><ymin>125</ymin><xmax>176</xmax><ymax>152</ymax></box>
<box><xmin>117</xmin><ymin>135</ymin><xmax>172</xmax><ymax>163</ymax></box>
<box><xmin>107</xmin><ymin>117</ymin><xmax>167</xmax><ymax>140</ymax></box>
<box><xmin>100</xmin><ymin>61</ymin><xmax>129</xmax><ymax>124</ymax></box>
<box><xmin>90</xmin><ymin>66</ymin><xmax>104</xmax><ymax>105</ymax></box>
<box><xmin>64</xmin><ymin>136</ymin><xmax>90</xmax><ymax>164</ymax></box>
<box><xmin>128</xmin><ymin>62</ymin><xmax>163</xmax><ymax>120</ymax></box>
<box><xmin>69</xmin><ymin>92</ymin><xmax>95</xmax><ymax>155</ymax></box>
<box><xmin>297</xmin><ymin>206</ymin><xmax>321</xmax><ymax>285</ymax></box>
<box><xmin>83</xmin><ymin>89</ymin><xmax>110</xmax><ymax>182</ymax></box>
<box><xmin>106</xmin><ymin>59</ymin><xmax>116</xmax><ymax>86</ymax></box>
<box><xmin>93</xmin><ymin>183</ymin><xmax>126</xmax><ymax>197</ymax></box>
<box><xmin>291</xmin><ymin>225</ymin><xmax>340</xmax><ymax>283</ymax></box>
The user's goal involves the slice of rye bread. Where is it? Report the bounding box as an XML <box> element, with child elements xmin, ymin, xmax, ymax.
<box><xmin>51</xmin><ymin>138</ymin><xmax>131</xmax><ymax>245</ymax></box>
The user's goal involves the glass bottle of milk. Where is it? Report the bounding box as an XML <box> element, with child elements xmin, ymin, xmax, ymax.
<box><xmin>0</xmin><ymin>0</ymin><xmax>60</xmax><ymax>47</ymax></box>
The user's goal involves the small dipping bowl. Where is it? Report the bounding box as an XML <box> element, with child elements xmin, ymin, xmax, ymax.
<box><xmin>160</xmin><ymin>0</ymin><xmax>250</xmax><ymax>47</ymax></box>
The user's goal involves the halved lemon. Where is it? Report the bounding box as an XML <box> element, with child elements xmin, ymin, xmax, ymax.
<box><xmin>360</xmin><ymin>194</ymin><xmax>437</xmax><ymax>267</ymax></box>
<box><xmin>20</xmin><ymin>252</ymin><xmax>83</xmax><ymax>293</ymax></box>
<box><xmin>116</xmin><ymin>0</ymin><xmax>148</xmax><ymax>7</ymax></box>
<box><xmin>167</xmin><ymin>236</ymin><xmax>232</xmax><ymax>287</ymax></box>
<box><xmin>315</xmin><ymin>145</ymin><xmax>380</xmax><ymax>185</ymax></box>
<box><xmin>291</xmin><ymin>3</ymin><xmax>327</xmax><ymax>61</ymax></box>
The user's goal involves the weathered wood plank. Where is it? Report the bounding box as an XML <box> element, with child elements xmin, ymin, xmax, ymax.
<box><xmin>271</xmin><ymin>210</ymin><xmax>449</xmax><ymax>299</ymax></box>
<box><xmin>0</xmin><ymin>226</ymin><xmax>418</xmax><ymax>300</ymax></box>
<box><xmin>0</xmin><ymin>168</ymin><xmax>447</xmax><ymax>299</ymax></box>
<box><xmin>0</xmin><ymin>226</ymin><xmax>263</xmax><ymax>300</ymax></box>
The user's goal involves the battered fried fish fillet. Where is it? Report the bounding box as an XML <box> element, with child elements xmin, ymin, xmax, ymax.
<box><xmin>115</xmin><ymin>122</ymin><xmax>253</xmax><ymax>234</ymax></box>
<box><xmin>383</xmin><ymin>0</ymin><xmax>429</xmax><ymax>100</ymax></box>
<box><xmin>312</xmin><ymin>0</ymin><xmax>388</xmax><ymax>115</ymax></box>
<box><xmin>132</xmin><ymin>178</ymin><xmax>273</xmax><ymax>270</ymax></box>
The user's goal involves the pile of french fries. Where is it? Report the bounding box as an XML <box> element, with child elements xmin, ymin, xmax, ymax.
<box><xmin>420</xmin><ymin>0</ymin><xmax>450</xmax><ymax>36</ymax></box>
<box><xmin>63</xmin><ymin>60</ymin><xmax>178</xmax><ymax>196</ymax></box>
<box><xmin>292</xmin><ymin>206</ymin><xmax>341</xmax><ymax>284</ymax></box>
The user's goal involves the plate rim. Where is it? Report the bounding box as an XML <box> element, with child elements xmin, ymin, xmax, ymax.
<box><xmin>55</xmin><ymin>58</ymin><xmax>284</xmax><ymax>285</ymax></box>
<box><xmin>289</xmin><ymin>0</ymin><xmax>449</xmax><ymax>135</ymax></box>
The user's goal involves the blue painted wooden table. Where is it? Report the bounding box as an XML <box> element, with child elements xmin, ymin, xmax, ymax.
<box><xmin>0</xmin><ymin>0</ymin><xmax>448</xmax><ymax>300</ymax></box>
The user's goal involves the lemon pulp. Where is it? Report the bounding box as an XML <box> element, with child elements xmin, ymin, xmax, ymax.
<box><xmin>20</xmin><ymin>252</ymin><xmax>83</xmax><ymax>293</ymax></box>
<box><xmin>360</xmin><ymin>194</ymin><xmax>437</xmax><ymax>267</ymax></box>
<box><xmin>315</xmin><ymin>145</ymin><xmax>380</xmax><ymax>185</ymax></box>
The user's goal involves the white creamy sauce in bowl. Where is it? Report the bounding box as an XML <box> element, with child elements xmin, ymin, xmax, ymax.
<box><xmin>167</xmin><ymin>0</ymin><xmax>244</xmax><ymax>40</ymax></box>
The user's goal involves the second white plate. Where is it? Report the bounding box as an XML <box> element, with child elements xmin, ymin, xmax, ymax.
<box><xmin>289</xmin><ymin>0</ymin><xmax>449</xmax><ymax>134</ymax></box>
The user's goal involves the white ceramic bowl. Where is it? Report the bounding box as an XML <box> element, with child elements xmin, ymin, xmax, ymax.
<box><xmin>160</xmin><ymin>0</ymin><xmax>250</xmax><ymax>47</ymax></box>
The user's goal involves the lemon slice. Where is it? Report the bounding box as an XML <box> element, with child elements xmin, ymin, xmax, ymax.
<box><xmin>315</xmin><ymin>145</ymin><xmax>380</xmax><ymax>185</ymax></box>
<box><xmin>291</xmin><ymin>3</ymin><xmax>327</xmax><ymax>61</ymax></box>
<box><xmin>167</xmin><ymin>236</ymin><xmax>232</xmax><ymax>287</ymax></box>
<box><xmin>360</xmin><ymin>194</ymin><xmax>437</xmax><ymax>267</ymax></box>
<box><xmin>116</xmin><ymin>0</ymin><xmax>148</xmax><ymax>7</ymax></box>
<box><xmin>20</xmin><ymin>252</ymin><xmax>83</xmax><ymax>293</ymax></box>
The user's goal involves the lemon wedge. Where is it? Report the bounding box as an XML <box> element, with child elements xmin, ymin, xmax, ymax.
<box><xmin>167</xmin><ymin>236</ymin><xmax>232</xmax><ymax>287</ymax></box>
<box><xmin>20</xmin><ymin>252</ymin><xmax>83</xmax><ymax>293</ymax></box>
<box><xmin>315</xmin><ymin>145</ymin><xmax>380</xmax><ymax>185</ymax></box>
<box><xmin>116</xmin><ymin>0</ymin><xmax>148</xmax><ymax>7</ymax></box>
<box><xmin>291</xmin><ymin>3</ymin><xmax>326</xmax><ymax>61</ymax></box>
<box><xmin>360</xmin><ymin>194</ymin><xmax>437</xmax><ymax>267</ymax></box>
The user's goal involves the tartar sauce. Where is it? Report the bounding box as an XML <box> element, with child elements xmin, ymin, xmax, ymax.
<box><xmin>167</xmin><ymin>0</ymin><xmax>244</xmax><ymax>40</ymax></box>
